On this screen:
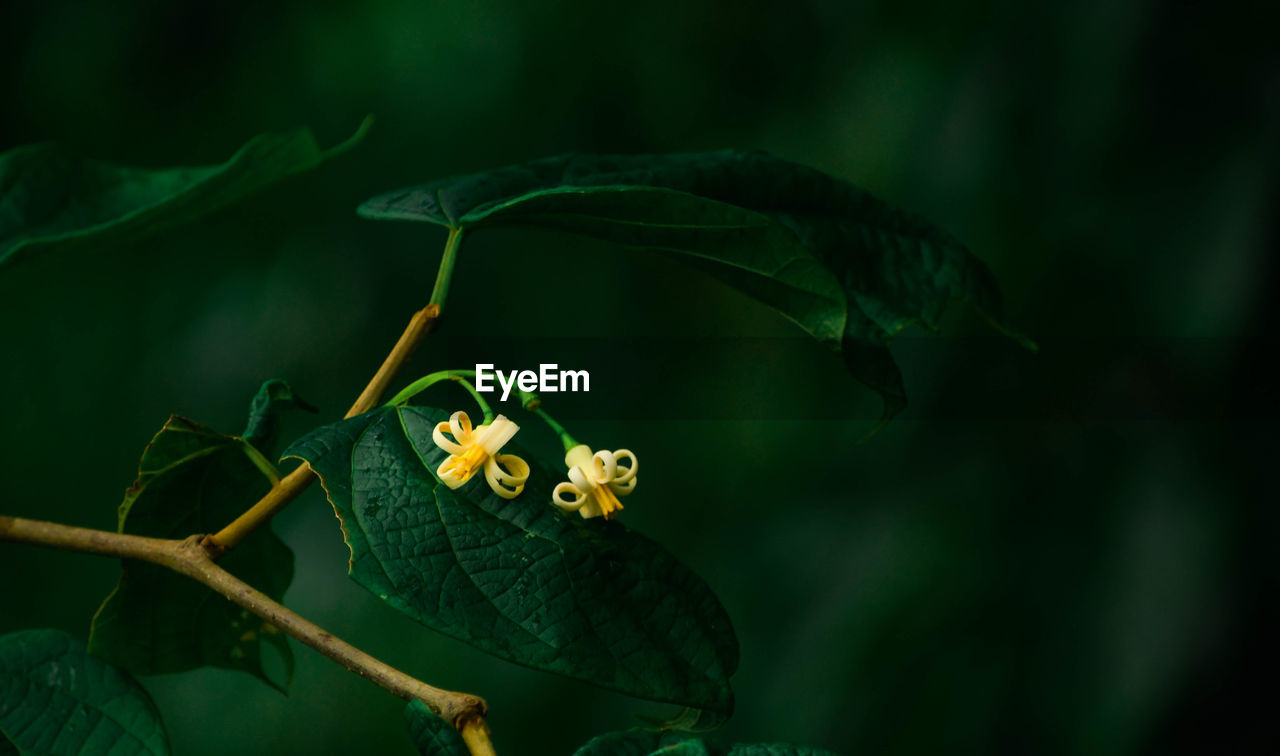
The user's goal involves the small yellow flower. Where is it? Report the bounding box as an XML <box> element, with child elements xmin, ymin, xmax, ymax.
<box><xmin>552</xmin><ymin>445</ymin><xmax>637</xmax><ymax>520</ymax></box>
<box><xmin>432</xmin><ymin>411</ymin><xmax>530</xmax><ymax>499</ymax></box>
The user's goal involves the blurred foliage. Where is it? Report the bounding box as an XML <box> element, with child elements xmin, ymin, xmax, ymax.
<box><xmin>574</xmin><ymin>728</ymin><xmax>840</xmax><ymax>755</ymax></box>
<box><xmin>0</xmin><ymin>1</ymin><xmax>1275</xmax><ymax>755</ymax></box>
<box><xmin>88</xmin><ymin>412</ymin><xmax>295</xmax><ymax>691</ymax></box>
<box><xmin>0</xmin><ymin>120</ymin><xmax>368</xmax><ymax>268</ymax></box>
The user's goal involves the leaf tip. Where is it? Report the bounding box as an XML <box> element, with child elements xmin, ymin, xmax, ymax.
<box><xmin>323</xmin><ymin>115</ymin><xmax>375</xmax><ymax>161</ymax></box>
<box><xmin>858</xmin><ymin>393</ymin><xmax>907</xmax><ymax>443</ymax></box>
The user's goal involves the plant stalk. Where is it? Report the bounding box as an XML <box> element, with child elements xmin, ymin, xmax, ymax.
<box><xmin>430</xmin><ymin>228</ymin><xmax>464</xmax><ymax>309</ymax></box>
<box><xmin>0</xmin><ymin>515</ymin><xmax>496</xmax><ymax>753</ymax></box>
<box><xmin>212</xmin><ymin>228</ymin><xmax>462</xmax><ymax>551</ymax></box>
<box><xmin>207</xmin><ymin>302</ymin><xmax>440</xmax><ymax>551</ymax></box>
<box><xmin>460</xmin><ymin>717</ymin><xmax>498</xmax><ymax>756</ymax></box>
<box><xmin>346</xmin><ymin>303</ymin><xmax>442</xmax><ymax>419</ymax></box>
<box><xmin>386</xmin><ymin>369</ymin><xmax>492</xmax><ymax>422</ymax></box>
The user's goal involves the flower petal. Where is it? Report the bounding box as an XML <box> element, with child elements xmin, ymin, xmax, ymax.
<box><xmin>611</xmin><ymin>449</ymin><xmax>638</xmax><ymax>485</ymax></box>
<box><xmin>564</xmin><ymin>444</ymin><xmax>595</xmax><ymax>470</ymax></box>
<box><xmin>609</xmin><ymin>477</ymin><xmax>637</xmax><ymax>495</ymax></box>
<box><xmin>477</xmin><ymin>414</ymin><xmax>519</xmax><ymax>454</ymax></box>
<box><xmin>484</xmin><ymin>452</ymin><xmax>529</xmax><ymax>499</ymax></box>
<box><xmin>552</xmin><ymin>481</ymin><xmax>588</xmax><ymax>511</ymax></box>
<box><xmin>568</xmin><ymin>464</ymin><xmax>595</xmax><ymax>492</ymax></box>
<box><xmin>590</xmin><ymin>450</ymin><xmax>617</xmax><ymax>483</ymax></box>
<box><xmin>431</xmin><ymin>410</ymin><xmax>475</xmax><ymax>455</ymax></box>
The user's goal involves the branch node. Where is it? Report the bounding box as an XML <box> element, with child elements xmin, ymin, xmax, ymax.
<box><xmin>457</xmin><ymin>711</ymin><xmax>497</xmax><ymax>756</ymax></box>
<box><xmin>196</xmin><ymin>534</ymin><xmax>228</xmax><ymax>560</ymax></box>
<box><xmin>1</xmin><ymin>516</ymin><xmax>495</xmax><ymax>754</ymax></box>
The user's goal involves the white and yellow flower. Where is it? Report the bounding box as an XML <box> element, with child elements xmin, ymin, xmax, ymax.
<box><xmin>552</xmin><ymin>445</ymin><xmax>637</xmax><ymax>520</ymax></box>
<box><xmin>431</xmin><ymin>411</ymin><xmax>530</xmax><ymax>499</ymax></box>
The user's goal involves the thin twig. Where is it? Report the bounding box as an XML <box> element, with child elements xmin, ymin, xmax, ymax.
<box><xmin>346</xmin><ymin>303</ymin><xmax>442</xmax><ymax>418</ymax></box>
<box><xmin>459</xmin><ymin>717</ymin><xmax>498</xmax><ymax>756</ymax></box>
<box><xmin>208</xmin><ymin>303</ymin><xmax>441</xmax><ymax>551</ymax></box>
<box><xmin>0</xmin><ymin>515</ymin><xmax>496</xmax><ymax>752</ymax></box>
<box><xmin>428</xmin><ymin>228</ymin><xmax>463</xmax><ymax>310</ymax></box>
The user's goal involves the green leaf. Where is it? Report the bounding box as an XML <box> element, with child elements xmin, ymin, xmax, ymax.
<box><xmin>655</xmin><ymin>706</ymin><xmax>733</xmax><ymax>733</ymax></box>
<box><xmin>358</xmin><ymin>151</ymin><xmax>1032</xmax><ymax>418</ymax></box>
<box><xmin>403</xmin><ymin>700</ymin><xmax>469</xmax><ymax>756</ymax></box>
<box><xmin>362</xmin><ymin>179</ymin><xmax>846</xmax><ymax>348</ymax></box>
<box><xmin>242</xmin><ymin>378</ymin><xmax>318</xmax><ymax>457</ymax></box>
<box><xmin>574</xmin><ymin>729</ymin><xmax>843</xmax><ymax>756</ymax></box>
<box><xmin>283</xmin><ymin>405</ymin><xmax>739</xmax><ymax>715</ymax></box>
<box><xmin>0</xmin><ymin>629</ymin><xmax>169</xmax><ymax>755</ymax></box>
<box><xmin>0</xmin><ymin>117</ymin><xmax>371</xmax><ymax>269</ymax></box>
<box><xmin>89</xmin><ymin>383</ymin><xmax>304</xmax><ymax>691</ymax></box>
<box><xmin>573</xmin><ymin>729</ymin><xmax>699</xmax><ymax>756</ymax></box>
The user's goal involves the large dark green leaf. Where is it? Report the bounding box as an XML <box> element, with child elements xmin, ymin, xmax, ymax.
<box><xmin>0</xmin><ymin>629</ymin><xmax>169</xmax><ymax>755</ymax></box>
<box><xmin>575</xmin><ymin>729</ymin><xmax>842</xmax><ymax>756</ymax></box>
<box><xmin>0</xmin><ymin>117</ymin><xmax>371</xmax><ymax>269</ymax></box>
<box><xmin>242</xmin><ymin>378</ymin><xmax>318</xmax><ymax>453</ymax></box>
<box><xmin>403</xmin><ymin>700</ymin><xmax>469</xmax><ymax>756</ymax></box>
<box><xmin>88</xmin><ymin>381</ymin><xmax>308</xmax><ymax>690</ymax></box>
<box><xmin>283</xmin><ymin>405</ymin><xmax>739</xmax><ymax>714</ymax></box>
<box><xmin>359</xmin><ymin>151</ymin><xmax>1033</xmax><ymax>418</ymax></box>
<box><xmin>361</xmin><ymin>179</ymin><xmax>846</xmax><ymax>348</ymax></box>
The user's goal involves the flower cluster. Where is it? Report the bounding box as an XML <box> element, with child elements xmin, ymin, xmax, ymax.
<box><xmin>430</xmin><ymin>406</ymin><xmax>637</xmax><ymax>520</ymax></box>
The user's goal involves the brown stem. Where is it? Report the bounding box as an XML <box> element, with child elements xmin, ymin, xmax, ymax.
<box><xmin>0</xmin><ymin>515</ymin><xmax>496</xmax><ymax>753</ymax></box>
<box><xmin>346</xmin><ymin>303</ymin><xmax>441</xmax><ymax>418</ymax></box>
<box><xmin>208</xmin><ymin>303</ymin><xmax>440</xmax><ymax>551</ymax></box>
<box><xmin>459</xmin><ymin>716</ymin><xmax>498</xmax><ymax>756</ymax></box>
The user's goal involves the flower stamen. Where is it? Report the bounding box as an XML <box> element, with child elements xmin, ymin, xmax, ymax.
<box><xmin>589</xmin><ymin>485</ymin><xmax>624</xmax><ymax>520</ymax></box>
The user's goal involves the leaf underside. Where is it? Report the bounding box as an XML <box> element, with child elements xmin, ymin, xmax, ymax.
<box><xmin>403</xmin><ymin>700</ymin><xmax>469</xmax><ymax>756</ymax></box>
<box><xmin>574</xmin><ymin>728</ymin><xmax>843</xmax><ymax>756</ymax></box>
<box><xmin>359</xmin><ymin>151</ymin><xmax>1033</xmax><ymax>419</ymax></box>
<box><xmin>284</xmin><ymin>405</ymin><xmax>739</xmax><ymax>715</ymax></box>
<box><xmin>0</xmin><ymin>117</ymin><xmax>371</xmax><ymax>269</ymax></box>
<box><xmin>0</xmin><ymin>629</ymin><xmax>169</xmax><ymax>755</ymax></box>
<box><xmin>89</xmin><ymin>406</ymin><xmax>296</xmax><ymax>691</ymax></box>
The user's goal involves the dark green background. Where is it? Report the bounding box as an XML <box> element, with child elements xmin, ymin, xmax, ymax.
<box><xmin>1</xmin><ymin>1</ymin><xmax>1275</xmax><ymax>754</ymax></box>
